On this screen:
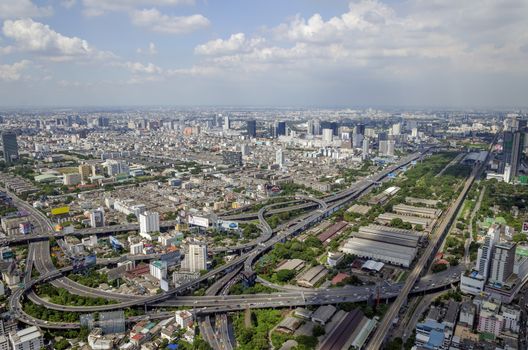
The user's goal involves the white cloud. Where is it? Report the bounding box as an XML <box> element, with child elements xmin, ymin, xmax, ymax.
<box><xmin>121</xmin><ymin>61</ymin><xmax>162</xmax><ymax>74</ymax></box>
<box><xmin>137</xmin><ymin>42</ymin><xmax>158</xmax><ymax>55</ymax></box>
<box><xmin>0</xmin><ymin>60</ymin><xmax>31</xmax><ymax>81</ymax></box>
<box><xmin>2</xmin><ymin>18</ymin><xmax>114</xmax><ymax>61</ymax></box>
<box><xmin>195</xmin><ymin>33</ymin><xmax>265</xmax><ymax>56</ymax></box>
<box><xmin>0</xmin><ymin>0</ymin><xmax>52</xmax><ymax>19</ymax></box>
<box><xmin>81</xmin><ymin>0</ymin><xmax>194</xmax><ymax>16</ymax></box>
<box><xmin>130</xmin><ymin>8</ymin><xmax>209</xmax><ymax>34</ymax></box>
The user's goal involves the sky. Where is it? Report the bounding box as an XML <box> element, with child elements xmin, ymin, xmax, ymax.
<box><xmin>0</xmin><ymin>0</ymin><xmax>527</xmax><ymax>108</ymax></box>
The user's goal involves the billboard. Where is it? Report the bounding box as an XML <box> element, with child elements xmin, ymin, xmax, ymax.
<box><xmin>218</xmin><ymin>220</ymin><xmax>239</xmax><ymax>230</ymax></box>
<box><xmin>51</xmin><ymin>206</ymin><xmax>70</xmax><ymax>215</ymax></box>
<box><xmin>188</xmin><ymin>215</ymin><xmax>210</xmax><ymax>228</ymax></box>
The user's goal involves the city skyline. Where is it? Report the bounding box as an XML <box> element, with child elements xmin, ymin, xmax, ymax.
<box><xmin>1</xmin><ymin>0</ymin><xmax>527</xmax><ymax>108</ymax></box>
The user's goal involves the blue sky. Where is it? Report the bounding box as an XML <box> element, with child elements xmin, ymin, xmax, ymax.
<box><xmin>0</xmin><ymin>0</ymin><xmax>527</xmax><ymax>107</ymax></box>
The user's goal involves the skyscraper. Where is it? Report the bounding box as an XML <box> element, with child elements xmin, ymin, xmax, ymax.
<box><xmin>139</xmin><ymin>211</ymin><xmax>160</xmax><ymax>240</ymax></box>
<box><xmin>223</xmin><ymin>115</ymin><xmax>230</xmax><ymax>131</ymax></box>
<box><xmin>489</xmin><ymin>242</ymin><xmax>516</xmax><ymax>285</ymax></box>
<box><xmin>181</xmin><ymin>241</ymin><xmax>207</xmax><ymax>272</ymax></box>
<box><xmin>477</xmin><ymin>225</ymin><xmax>500</xmax><ymax>279</ymax></box>
<box><xmin>313</xmin><ymin>120</ymin><xmax>321</xmax><ymax>135</ymax></box>
<box><xmin>1</xmin><ymin>132</ymin><xmax>18</xmax><ymax>165</ymax></box>
<box><xmin>322</xmin><ymin>128</ymin><xmax>333</xmax><ymax>143</ymax></box>
<box><xmin>246</xmin><ymin>120</ymin><xmax>257</xmax><ymax>138</ymax></box>
<box><xmin>276</xmin><ymin>148</ymin><xmax>284</xmax><ymax>168</ymax></box>
<box><xmin>273</xmin><ymin>121</ymin><xmax>286</xmax><ymax>138</ymax></box>
<box><xmin>307</xmin><ymin>120</ymin><xmax>314</xmax><ymax>135</ymax></box>
<box><xmin>362</xmin><ymin>137</ymin><xmax>370</xmax><ymax>160</ymax></box>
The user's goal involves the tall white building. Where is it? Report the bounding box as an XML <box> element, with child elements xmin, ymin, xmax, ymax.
<box><xmin>149</xmin><ymin>260</ymin><xmax>167</xmax><ymax>280</ymax></box>
<box><xmin>362</xmin><ymin>138</ymin><xmax>370</xmax><ymax>160</ymax></box>
<box><xmin>139</xmin><ymin>211</ymin><xmax>160</xmax><ymax>240</ymax></box>
<box><xmin>181</xmin><ymin>241</ymin><xmax>207</xmax><ymax>272</ymax></box>
<box><xmin>322</xmin><ymin>128</ymin><xmax>333</xmax><ymax>143</ymax></box>
<box><xmin>223</xmin><ymin>115</ymin><xmax>230</xmax><ymax>131</ymax></box>
<box><xmin>477</xmin><ymin>225</ymin><xmax>500</xmax><ymax>279</ymax></box>
<box><xmin>9</xmin><ymin>326</ymin><xmax>43</xmax><ymax>350</ymax></box>
<box><xmin>89</xmin><ymin>208</ymin><xmax>105</xmax><ymax>228</ymax></box>
<box><xmin>130</xmin><ymin>242</ymin><xmax>144</xmax><ymax>255</ymax></box>
<box><xmin>313</xmin><ymin>120</ymin><xmax>321</xmax><ymax>135</ymax></box>
<box><xmin>307</xmin><ymin>120</ymin><xmax>314</xmax><ymax>135</ymax></box>
<box><xmin>275</xmin><ymin>149</ymin><xmax>284</xmax><ymax>168</ymax></box>
<box><xmin>392</xmin><ymin>122</ymin><xmax>401</xmax><ymax>135</ymax></box>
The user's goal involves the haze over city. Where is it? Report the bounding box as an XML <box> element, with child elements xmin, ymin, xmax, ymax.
<box><xmin>0</xmin><ymin>0</ymin><xmax>527</xmax><ymax>107</ymax></box>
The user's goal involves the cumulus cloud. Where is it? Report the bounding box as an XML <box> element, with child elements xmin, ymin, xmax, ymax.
<box><xmin>192</xmin><ymin>0</ymin><xmax>528</xmax><ymax>76</ymax></box>
<box><xmin>2</xmin><ymin>18</ymin><xmax>114</xmax><ymax>61</ymax></box>
<box><xmin>195</xmin><ymin>33</ymin><xmax>265</xmax><ymax>56</ymax></box>
<box><xmin>0</xmin><ymin>0</ymin><xmax>52</xmax><ymax>19</ymax></box>
<box><xmin>137</xmin><ymin>42</ymin><xmax>158</xmax><ymax>55</ymax></box>
<box><xmin>0</xmin><ymin>60</ymin><xmax>31</xmax><ymax>81</ymax></box>
<box><xmin>82</xmin><ymin>0</ymin><xmax>194</xmax><ymax>16</ymax></box>
<box><xmin>121</xmin><ymin>61</ymin><xmax>163</xmax><ymax>74</ymax></box>
<box><xmin>130</xmin><ymin>8</ymin><xmax>209</xmax><ymax>34</ymax></box>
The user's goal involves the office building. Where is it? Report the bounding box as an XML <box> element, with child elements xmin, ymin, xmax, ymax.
<box><xmin>1</xmin><ymin>132</ymin><xmax>18</xmax><ymax>165</ymax></box>
<box><xmin>149</xmin><ymin>260</ymin><xmax>168</xmax><ymax>280</ymax></box>
<box><xmin>313</xmin><ymin>119</ymin><xmax>321</xmax><ymax>135</ymax></box>
<box><xmin>246</xmin><ymin>120</ymin><xmax>256</xmax><ymax>137</ymax></box>
<box><xmin>306</xmin><ymin>119</ymin><xmax>314</xmax><ymax>135</ymax></box>
<box><xmin>9</xmin><ymin>326</ymin><xmax>43</xmax><ymax>350</ymax></box>
<box><xmin>89</xmin><ymin>208</ymin><xmax>105</xmax><ymax>228</ymax></box>
<box><xmin>97</xmin><ymin>116</ymin><xmax>109</xmax><ymax>127</ymax></box>
<box><xmin>354</xmin><ymin>123</ymin><xmax>365</xmax><ymax>136</ymax></box>
<box><xmin>139</xmin><ymin>211</ymin><xmax>160</xmax><ymax>240</ymax></box>
<box><xmin>223</xmin><ymin>115</ymin><xmax>230</xmax><ymax>131</ymax></box>
<box><xmin>322</xmin><ymin>128</ymin><xmax>333</xmax><ymax>143</ymax></box>
<box><xmin>392</xmin><ymin>122</ymin><xmax>401</xmax><ymax>135</ymax></box>
<box><xmin>362</xmin><ymin>137</ymin><xmax>369</xmax><ymax>160</ymax></box>
<box><xmin>276</xmin><ymin>148</ymin><xmax>284</xmax><ymax>168</ymax></box>
<box><xmin>273</xmin><ymin>121</ymin><xmax>286</xmax><ymax>138</ymax></box>
<box><xmin>488</xmin><ymin>242</ymin><xmax>516</xmax><ymax>285</ymax></box>
<box><xmin>222</xmin><ymin>151</ymin><xmax>242</xmax><ymax>167</ymax></box>
<box><xmin>181</xmin><ymin>241</ymin><xmax>207</xmax><ymax>272</ymax></box>
<box><xmin>477</xmin><ymin>225</ymin><xmax>500</xmax><ymax>279</ymax></box>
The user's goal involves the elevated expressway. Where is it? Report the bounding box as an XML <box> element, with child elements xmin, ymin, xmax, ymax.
<box><xmin>9</xmin><ymin>151</ymin><xmax>432</xmax><ymax>329</ymax></box>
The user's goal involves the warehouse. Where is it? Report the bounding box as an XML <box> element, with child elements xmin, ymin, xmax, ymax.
<box><xmin>377</xmin><ymin>212</ymin><xmax>432</xmax><ymax>228</ymax></box>
<box><xmin>275</xmin><ymin>259</ymin><xmax>305</xmax><ymax>272</ymax></box>
<box><xmin>368</xmin><ymin>186</ymin><xmax>400</xmax><ymax>205</ymax></box>
<box><xmin>297</xmin><ymin>265</ymin><xmax>327</xmax><ymax>288</ymax></box>
<box><xmin>353</xmin><ymin>224</ymin><xmax>424</xmax><ymax>248</ymax></box>
<box><xmin>405</xmin><ymin>197</ymin><xmax>441</xmax><ymax>208</ymax></box>
<box><xmin>393</xmin><ymin>204</ymin><xmax>442</xmax><ymax>219</ymax></box>
<box><xmin>340</xmin><ymin>237</ymin><xmax>417</xmax><ymax>267</ymax></box>
<box><xmin>317</xmin><ymin>221</ymin><xmax>348</xmax><ymax>244</ymax></box>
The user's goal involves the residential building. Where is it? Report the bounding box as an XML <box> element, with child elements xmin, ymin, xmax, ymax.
<box><xmin>89</xmin><ymin>207</ymin><xmax>105</xmax><ymax>228</ymax></box>
<box><xmin>9</xmin><ymin>326</ymin><xmax>43</xmax><ymax>350</ymax></box>
<box><xmin>149</xmin><ymin>260</ymin><xmax>167</xmax><ymax>280</ymax></box>
<box><xmin>139</xmin><ymin>211</ymin><xmax>160</xmax><ymax>240</ymax></box>
<box><xmin>181</xmin><ymin>241</ymin><xmax>207</xmax><ymax>272</ymax></box>
<box><xmin>488</xmin><ymin>242</ymin><xmax>516</xmax><ymax>285</ymax></box>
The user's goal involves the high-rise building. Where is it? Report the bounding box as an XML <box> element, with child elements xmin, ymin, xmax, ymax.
<box><xmin>9</xmin><ymin>326</ymin><xmax>43</xmax><ymax>350</ymax></box>
<box><xmin>273</xmin><ymin>121</ymin><xmax>286</xmax><ymax>138</ymax></box>
<box><xmin>354</xmin><ymin>123</ymin><xmax>365</xmax><ymax>136</ymax></box>
<box><xmin>79</xmin><ymin>164</ymin><xmax>92</xmax><ymax>182</ymax></box>
<box><xmin>392</xmin><ymin>123</ymin><xmax>401</xmax><ymax>136</ymax></box>
<box><xmin>97</xmin><ymin>116</ymin><xmax>109</xmax><ymax>127</ymax></box>
<box><xmin>89</xmin><ymin>208</ymin><xmax>105</xmax><ymax>228</ymax></box>
<box><xmin>488</xmin><ymin>242</ymin><xmax>516</xmax><ymax>285</ymax></box>
<box><xmin>149</xmin><ymin>260</ymin><xmax>168</xmax><ymax>280</ymax></box>
<box><xmin>362</xmin><ymin>137</ymin><xmax>370</xmax><ymax>160</ymax></box>
<box><xmin>246</xmin><ymin>120</ymin><xmax>257</xmax><ymax>138</ymax></box>
<box><xmin>313</xmin><ymin>120</ymin><xmax>321</xmax><ymax>135</ymax></box>
<box><xmin>477</xmin><ymin>225</ymin><xmax>500</xmax><ymax>279</ymax></box>
<box><xmin>181</xmin><ymin>241</ymin><xmax>207</xmax><ymax>272</ymax></box>
<box><xmin>139</xmin><ymin>211</ymin><xmax>160</xmax><ymax>240</ymax></box>
<box><xmin>307</xmin><ymin>120</ymin><xmax>314</xmax><ymax>135</ymax></box>
<box><xmin>1</xmin><ymin>132</ymin><xmax>18</xmax><ymax>165</ymax></box>
<box><xmin>322</xmin><ymin>128</ymin><xmax>333</xmax><ymax>143</ymax></box>
<box><xmin>276</xmin><ymin>149</ymin><xmax>284</xmax><ymax>168</ymax></box>
<box><xmin>223</xmin><ymin>115</ymin><xmax>230</xmax><ymax>131</ymax></box>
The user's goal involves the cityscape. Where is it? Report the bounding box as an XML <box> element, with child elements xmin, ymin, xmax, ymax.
<box><xmin>1</xmin><ymin>1</ymin><xmax>528</xmax><ymax>350</ymax></box>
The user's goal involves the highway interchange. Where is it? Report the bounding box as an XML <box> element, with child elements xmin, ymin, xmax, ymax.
<box><xmin>3</xmin><ymin>147</ymin><xmax>476</xmax><ymax>348</ymax></box>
